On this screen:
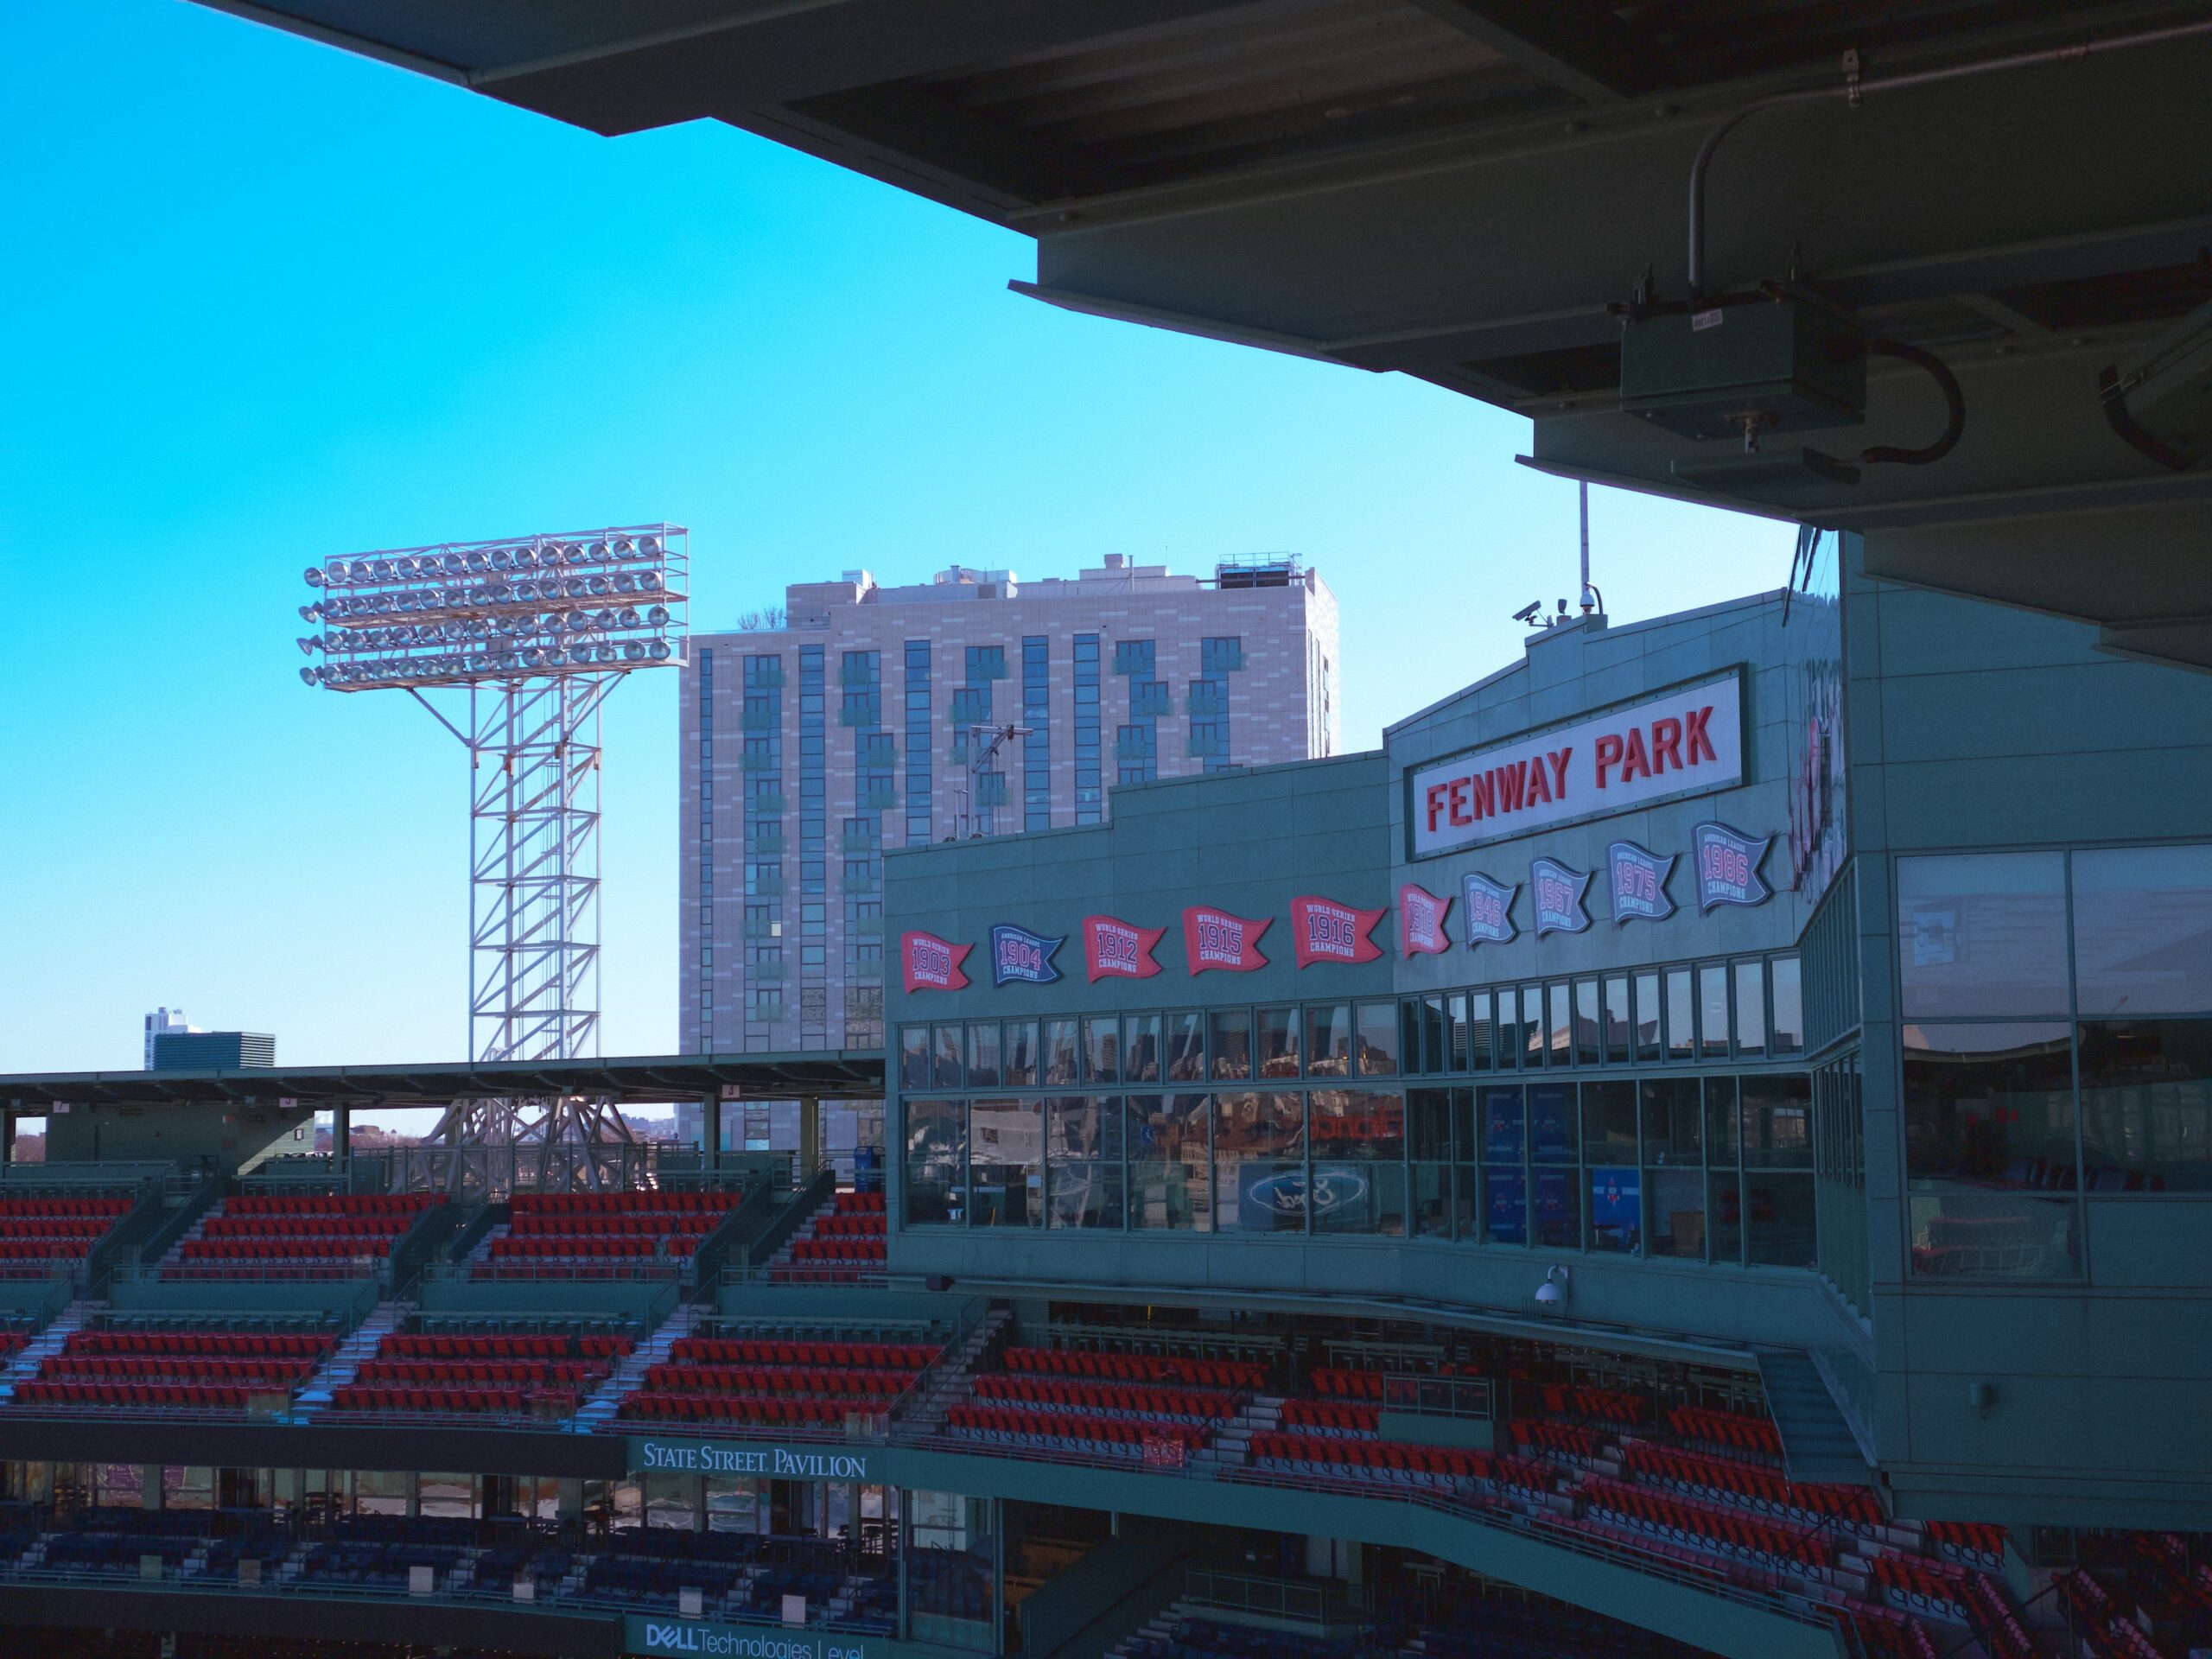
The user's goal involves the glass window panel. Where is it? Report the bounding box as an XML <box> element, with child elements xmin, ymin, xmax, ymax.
<box><xmin>1446</xmin><ymin>992</ymin><xmax>1471</xmax><ymax>1072</ymax></box>
<box><xmin>1704</xmin><ymin>1076</ymin><xmax>1740</xmax><ymax>1166</ymax></box>
<box><xmin>1255</xmin><ymin>1007</ymin><xmax>1300</xmax><ymax>1079</ymax></box>
<box><xmin>1422</xmin><ymin>995</ymin><xmax>1446</xmax><ymax>1075</ymax></box>
<box><xmin>968</xmin><ymin>1097</ymin><xmax>1043</xmax><ymax>1227</ymax></box>
<box><xmin>1001</xmin><ymin>1020</ymin><xmax>1039</xmax><ymax>1088</ymax></box>
<box><xmin>1633</xmin><ymin>971</ymin><xmax>1663</xmax><ymax>1061</ymax></box>
<box><xmin>1213</xmin><ymin>1092</ymin><xmax>1306</xmax><ymax>1233</ymax></box>
<box><xmin>1645</xmin><ymin>1167</ymin><xmax>1706</xmax><ymax>1259</ymax></box>
<box><xmin>1356</xmin><ymin>1002</ymin><xmax>1400</xmax><ymax>1075</ymax></box>
<box><xmin>1048</xmin><ymin>1164</ymin><xmax>1125</xmax><ymax>1229</ymax></box>
<box><xmin>1547</xmin><ymin>982</ymin><xmax>1572</xmax><ymax>1064</ymax></box>
<box><xmin>1130</xmin><ymin>1094</ymin><xmax>1211</xmax><ymax>1231</ymax></box>
<box><xmin>1400</xmin><ymin>1001</ymin><xmax>1423</xmax><ymax>1074</ymax></box>
<box><xmin>1581</xmin><ymin>1079</ymin><xmax>1637</xmax><ymax>1162</ymax></box>
<box><xmin>904</xmin><ymin>1099</ymin><xmax>965</xmax><ymax>1225</ymax></box>
<box><xmin>1741</xmin><ymin>1074</ymin><xmax>1813</xmax><ymax>1167</ymax></box>
<box><xmin>966</xmin><ymin>1024</ymin><xmax>1001</xmax><ymax>1090</ymax></box>
<box><xmin>1602</xmin><ymin>976</ymin><xmax>1630</xmax><ymax>1065</ymax></box>
<box><xmin>1897</xmin><ymin>852</ymin><xmax>2069</xmax><ymax>1018</ymax></box>
<box><xmin>1083</xmin><ymin>1015</ymin><xmax>1121</xmax><ymax>1084</ymax></box>
<box><xmin>1042</xmin><ymin>1019</ymin><xmax>1082</xmax><ymax>1086</ymax></box>
<box><xmin>1533</xmin><ymin>1166</ymin><xmax>1580</xmax><ymax>1249</ymax></box>
<box><xmin>1309</xmin><ymin>1090</ymin><xmax>1407</xmax><ymax>1235</ymax></box>
<box><xmin>1587</xmin><ymin>1166</ymin><xmax>1640</xmax><ymax>1253</ymax></box>
<box><xmin>2076</xmin><ymin>1018</ymin><xmax>2212</xmax><ymax>1191</ymax></box>
<box><xmin>1481</xmin><ymin>1085</ymin><xmax>1526</xmax><ymax>1164</ymax></box>
<box><xmin>1529</xmin><ymin>1081</ymin><xmax>1576</xmax><ymax>1164</ymax></box>
<box><xmin>1904</xmin><ymin>1022</ymin><xmax>2075</xmax><ymax>1188</ymax></box>
<box><xmin>1640</xmin><ymin>1077</ymin><xmax>1703</xmax><ymax>1166</ymax></box>
<box><xmin>1210</xmin><ymin>1009</ymin><xmax>1254</xmax><ymax>1081</ymax></box>
<box><xmin>1046</xmin><ymin>1095</ymin><xmax>1124</xmax><ymax>1162</ymax></box>
<box><xmin>1908</xmin><ymin>1190</ymin><xmax>2079</xmax><ymax>1280</ymax></box>
<box><xmin>1733</xmin><ymin>961</ymin><xmax>1766</xmax><ymax>1055</ymax></box>
<box><xmin>1300</xmin><ymin>1008</ymin><xmax>1353</xmax><ymax>1084</ymax></box>
<box><xmin>1165</xmin><ymin>1011</ymin><xmax>1205</xmax><ymax>1083</ymax></box>
<box><xmin>1484</xmin><ymin>1167</ymin><xmax>1528</xmax><ymax>1245</ymax></box>
<box><xmin>899</xmin><ymin>1027</ymin><xmax>931</xmax><ymax>1091</ymax></box>
<box><xmin>1745</xmin><ymin>1172</ymin><xmax>1816</xmax><ymax>1268</ymax></box>
<box><xmin>1707</xmin><ymin>1173</ymin><xmax>1744</xmax><ymax>1264</ymax></box>
<box><xmin>1489</xmin><ymin>989</ymin><xmax>1517</xmax><ymax>1071</ymax></box>
<box><xmin>1522</xmin><ymin>987</ymin><xmax>1545</xmax><ymax>1066</ymax></box>
<box><xmin>1697</xmin><ymin>966</ymin><xmax>1731</xmax><ymax>1058</ymax></box>
<box><xmin>1666</xmin><ymin>969</ymin><xmax>1695</xmax><ymax>1060</ymax></box>
<box><xmin>1408</xmin><ymin>1089</ymin><xmax>1453</xmax><ymax>1160</ymax></box>
<box><xmin>1123</xmin><ymin>1013</ymin><xmax>1163</xmax><ymax>1084</ymax></box>
<box><xmin>1771</xmin><ymin>957</ymin><xmax>1804</xmax><ymax>1055</ymax></box>
<box><xmin>931</xmin><ymin>1026</ymin><xmax>964</xmax><ymax>1090</ymax></box>
<box><xmin>2072</xmin><ymin>846</ymin><xmax>2212</xmax><ymax>1016</ymax></box>
<box><xmin>1447</xmin><ymin>1087</ymin><xmax>1477</xmax><ymax>1242</ymax></box>
<box><xmin>1573</xmin><ymin>981</ymin><xmax>1601</xmax><ymax>1066</ymax></box>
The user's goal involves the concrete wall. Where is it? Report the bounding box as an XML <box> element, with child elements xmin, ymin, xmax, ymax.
<box><xmin>1844</xmin><ymin>540</ymin><xmax>2212</xmax><ymax>1528</ymax></box>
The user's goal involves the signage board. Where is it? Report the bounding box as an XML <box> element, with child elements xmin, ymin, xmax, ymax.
<box><xmin>1398</xmin><ymin>884</ymin><xmax>1451</xmax><ymax>956</ymax></box>
<box><xmin>624</xmin><ymin>1616</ymin><xmax>880</xmax><ymax>1659</ymax></box>
<box><xmin>1692</xmin><ymin>822</ymin><xmax>1775</xmax><ymax>910</ymax></box>
<box><xmin>1408</xmin><ymin>671</ymin><xmax>1745</xmax><ymax>857</ymax></box>
<box><xmin>632</xmin><ymin>1440</ymin><xmax>876</xmax><ymax>1483</ymax></box>
<box><xmin>1083</xmin><ymin>914</ymin><xmax>1165</xmax><ymax>982</ymax></box>
<box><xmin>1182</xmin><ymin>906</ymin><xmax>1270</xmax><ymax>974</ymax></box>
<box><xmin>988</xmin><ymin>924</ymin><xmax>1063</xmax><ymax>987</ymax></box>
<box><xmin>1289</xmin><ymin>894</ymin><xmax>1385</xmax><ymax>968</ymax></box>
<box><xmin>1461</xmin><ymin>873</ymin><xmax>1517</xmax><ymax>946</ymax></box>
<box><xmin>899</xmin><ymin>931</ymin><xmax>970</xmax><ymax>995</ymax></box>
<box><xmin>1530</xmin><ymin>860</ymin><xmax>1591</xmax><ymax>936</ymax></box>
<box><xmin>1608</xmin><ymin>841</ymin><xmax>1677</xmax><ymax>923</ymax></box>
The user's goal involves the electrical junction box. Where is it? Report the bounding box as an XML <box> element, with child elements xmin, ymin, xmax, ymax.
<box><xmin>1619</xmin><ymin>299</ymin><xmax>1866</xmax><ymax>441</ymax></box>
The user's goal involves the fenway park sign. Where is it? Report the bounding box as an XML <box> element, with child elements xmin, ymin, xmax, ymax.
<box><xmin>1408</xmin><ymin>671</ymin><xmax>1745</xmax><ymax>858</ymax></box>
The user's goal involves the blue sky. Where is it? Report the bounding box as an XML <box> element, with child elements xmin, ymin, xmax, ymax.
<box><xmin>0</xmin><ymin>0</ymin><xmax>1793</xmax><ymax>1077</ymax></box>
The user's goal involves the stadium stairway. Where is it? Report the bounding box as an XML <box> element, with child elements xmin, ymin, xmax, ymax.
<box><xmin>896</xmin><ymin>1306</ymin><xmax>1014</xmax><ymax>1439</ymax></box>
<box><xmin>575</xmin><ymin>1301</ymin><xmax>699</xmax><ymax>1432</ymax></box>
<box><xmin>1756</xmin><ymin>1352</ymin><xmax>1874</xmax><ymax>1489</ymax></box>
<box><xmin>0</xmin><ymin>1300</ymin><xmax>92</xmax><ymax>1396</ymax></box>
<box><xmin>1187</xmin><ymin>1392</ymin><xmax>1287</xmax><ymax>1479</ymax></box>
<box><xmin>291</xmin><ymin>1301</ymin><xmax>405</xmax><ymax>1417</ymax></box>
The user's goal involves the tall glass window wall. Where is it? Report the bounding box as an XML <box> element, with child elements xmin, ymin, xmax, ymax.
<box><xmin>797</xmin><ymin>647</ymin><xmax>826</xmax><ymax>1047</ymax></box>
<box><xmin>1897</xmin><ymin>844</ymin><xmax>2212</xmax><ymax>1281</ymax></box>
<box><xmin>901</xmin><ymin>952</ymin><xmax>1820</xmax><ymax>1268</ymax></box>
<box><xmin>696</xmin><ymin>648</ymin><xmax>715</xmax><ymax>1049</ymax></box>
<box><xmin>740</xmin><ymin>653</ymin><xmax>784</xmax><ymax>1043</ymax></box>
<box><xmin>904</xmin><ymin>641</ymin><xmax>931</xmax><ymax>847</ymax></box>
<box><xmin>1072</xmin><ymin>633</ymin><xmax>1102</xmax><ymax>824</ymax></box>
<box><xmin>1022</xmin><ymin>635</ymin><xmax>1051</xmax><ymax>832</ymax></box>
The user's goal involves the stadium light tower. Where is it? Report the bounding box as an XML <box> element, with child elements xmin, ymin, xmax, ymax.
<box><xmin>298</xmin><ymin>526</ymin><xmax>688</xmax><ymax>1155</ymax></box>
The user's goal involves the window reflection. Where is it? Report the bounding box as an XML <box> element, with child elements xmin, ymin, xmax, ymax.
<box><xmin>1897</xmin><ymin>852</ymin><xmax>2069</xmax><ymax>1018</ymax></box>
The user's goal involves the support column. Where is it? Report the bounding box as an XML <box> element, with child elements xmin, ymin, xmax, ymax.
<box><xmin>799</xmin><ymin>1095</ymin><xmax>822</xmax><ymax>1180</ymax></box>
<box><xmin>334</xmin><ymin>1103</ymin><xmax>351</xmax><ymax>1164</ymax></box>
<box><xmin>703</xmin><ymin>1093</ymin><xmax>722</xmax><ymax>1173</ymax></box>
<box><xmin>1</xmin><ymin>1106</ymin><xmax>12</xmax><ymax>1170</ymax></box>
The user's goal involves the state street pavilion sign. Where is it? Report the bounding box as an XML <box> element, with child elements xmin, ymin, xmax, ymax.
<box><xmin>633</xmin><ymin>1439</ymin><xmax>876</xmax><ymax>1484</ymax></box>
<box><xmin>1407</xmin><ymin>670</ymin><xmax>1745</xmax><ymax>859</ymax></box>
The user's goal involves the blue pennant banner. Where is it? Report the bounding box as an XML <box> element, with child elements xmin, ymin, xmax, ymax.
<box><xmin>1530</xmin><ymin>859</ymin><xmax>1591</xmax><ymax>936</ymax></box>
<box><xmin>1693</xmin><ymin>822</ymin><xmax>1774</xmax><ymax>910</ymax></box>
<box><xmin>1460</xmin><ymin>871</ymin><xmax>1519</xmax><ymax>946</ymax></box>
<box><xmin>1608</xmin><ymin>840</ymin><xmax>1677</xmax><ymax>923</ymax></box>
<box><xmin>989</xmin><ymin>923</ymin><xmax>1065</xmax><ymax>986</ymax></box>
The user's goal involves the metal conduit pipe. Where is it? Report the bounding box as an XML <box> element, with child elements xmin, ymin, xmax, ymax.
<box><xmin>1687</xmin><ymin>16</ymin><xmax>2212</xmax><ymax>299</ymax></box>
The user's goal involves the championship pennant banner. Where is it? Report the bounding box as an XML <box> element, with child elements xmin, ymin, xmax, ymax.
<box><xmin>1083</xmin><ymin>914</ymin><xmax>1166</xmax><ymax>982</ymax></box>
<box><xmin>1461</xmin><ymin>872</ymin><xmax>1517</xmax><ymax>947</ymax></box>
<box><xmin>1530</xmin><ymin>859</ymin><xmax>1591</xmax><ymax>936</ymax></box>
<box><xmin>899</xmin><ymin>931</ymin><xmax>971</xmax><ymax>994</ymax></box>
<box><xmin>1182</xmin><ymin>906</ymin><xmax>1270</xmax><ymax>974</ymax></box>
<box><xmin>1608</xmin><ymin>840</ymin><xmax>1676</xmax><ymax>924</ymax></box>
<box><xmin>1398</xmin><ymin>884</ymin><xmax>1452</xmax><ymax>957</ymax></box>
<box><xmin>989</xmin><ymin>924</ymin><xmax>1064</xmax><ymax>987</ymax></box>
<box><xmin>1694</xmin><ymin>822</ymin><xmax>1774</xmax><ymax>910</ymax></box>
<box><xmin>1290</xmin><ymin>894</ymin><xmax>1385</xmax><ymax>968</ymax></box>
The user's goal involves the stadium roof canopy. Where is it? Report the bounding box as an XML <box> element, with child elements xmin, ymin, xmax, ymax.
<box><xmin>0</xmin><ymin>1051</ymin><xmax>882</xmax><ymax>1109</ymax></box>
<box><xmin>194</xmin><ymin>1</ymin><xmax>2212</xmax><ymax>668</ymax></box>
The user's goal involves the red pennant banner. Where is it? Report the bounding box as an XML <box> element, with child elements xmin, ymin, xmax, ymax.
<box><xmin>1083</xmin><ymin>914</ymin><xmax>1166</xmax><ymax>982</ymax></box>
<box><xmin>900</xmin><ymin>931</ymin><xmax>972</xmax><ymax>994</ymax></box>
<box><xmin>1181</xmin><ymin>906</ymin><xmax>1271</xmax><ymax>975</ymax></box>
<box><xmin>1290</xmin><ymin>894</ymin><xmax>1387</xmax><ymax>969</ymax></box>
<box><xmin>1398</xmin><ymin>883</ymin><xmax>1452</xmax><ymax>957</ymax></box>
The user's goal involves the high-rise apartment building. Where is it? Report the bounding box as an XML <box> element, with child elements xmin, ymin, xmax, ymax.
<box><xmin>678</xmin><ymin>555</ymin><xmax>1340</xmax><ymax>1058</ymax></box>
<box><xmin>143</xmin><ymin>1007</ymin><xmax>200</xmax><ymax>1069</ymax></box>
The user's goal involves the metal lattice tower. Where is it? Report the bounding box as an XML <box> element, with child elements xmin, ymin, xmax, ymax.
<box><xmin>297</xmin><ymin>525</ymin><xmax>687</xmax><ymax>1171</ymax></box>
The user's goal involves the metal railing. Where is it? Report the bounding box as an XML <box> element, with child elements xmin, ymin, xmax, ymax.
<box><xmin>1183</xmin><ymin>1567</ymin><xmax>1364</xmax><ymax>1625</ymax></box>
<box><xmin>1380</xmin><ymin>1373</ymin><xmax>1495</xmax><ymax>1421</ymax></box>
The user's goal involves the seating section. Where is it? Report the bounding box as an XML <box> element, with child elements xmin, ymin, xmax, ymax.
<box><xmin>946</xmin><ymin>1346</ymin><xmax>1259</xmax><ymax>1464</ymax></box>
<box><xmin>328</xmin><ymin>1329</ymin><xmax>633</xmax><ymax>1418</ymax></box>
<box><xmin>167</xmin><ymin>1194</ymin><xmax>435</xmax><ymax>1280</ymax></box>
<box><xmin>1618</xmin><ymin>1440</ymin><xmax>1883</xmax><ymax>1529</ymax></box>
<box><xmin>10</xmin><ymin>1328</ymin><xmax>335</xmax><ymax>1412</ymax></box>
<box><xmin>475</xmin><ymin>1191</ymin><xmax>742</xmax><ymax>1278</ymax></box>
<box><xmin>1868</xmin><ymin>1554</ymin><xmax>1973</xmax><ymax>1619</ymax></box>
<box><xmin>1924</xmin><ymin>1519</ymin><xmax>2005</xmax><ymax>1566</ymax></box>
<box><xmin>619</xmin><ymin>1333</ymin><xmax>938</xmax><ymax>1427</ymax></box>
<box><xmin>770</xmin><ymin>1190</ymin><xmax>887</xmax><ymax>1284</ymax></box>
<box><xmin>1665</xmin><ymin>1404</ymin><xmax>1783</xmax><ymax>1461</ymax></box>
<box><xmin>0</xmin><ymin>1195</ymin><xmax>134</xmax><ymax>1276</ymax></box>
<box><xmin>1581</xmin><ymin>1476</ymin><xmax>1833</xmax><ymax>1573</ymax></box>
<box><xmin>1249</xmin><ymin>1430</ymin><xmax>1491</xmax><ymax>1486</ymax></box>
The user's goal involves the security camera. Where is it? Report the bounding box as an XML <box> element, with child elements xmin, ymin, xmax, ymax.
<box><xmin>1533</xmin><ymin>1263</ymin><xmax>1570</xmax><ymax>1312</ymax></box>
<box><xmin>1533</xmin><ymin>1281</ymin><xmax>1563</xmax><ymax>1307</ymax></box>
<box><xmin>1512</xmin><ymin>601</ymin><xmax>1542</xmax><ymax>625</ymax></box>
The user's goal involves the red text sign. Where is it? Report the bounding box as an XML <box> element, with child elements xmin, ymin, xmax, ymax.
<box><xmin>1181</xmin><ymin>906</ymin><xmax>1270</xmax><ymax>975</ymax></box>
<box><xmin>1083</xmin><ymin>914</ymin><xmax>1166</xmax><ymax>982</ymax></box>
<box><xmin>1398</xmin><ymin>884</ymin><xmax>1452</xmax><ymax>956</ymax></box>
<box><xmin>900</xmin><ymin>931</ymin><xmax>972</xmax><ymax>994</ymax></box>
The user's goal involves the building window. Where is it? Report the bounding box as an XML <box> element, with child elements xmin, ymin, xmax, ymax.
<box><xmin>1114</xmin><ymin>639</ymin><xmax>1160</xmax><ymax>785</ymax></box>
<box><xmin>904</xmin><ymin>640</ymin><xmax>932</xmax><ymax>847</ymax></box>
<box><xmin>1072</xmin><ymin>633</ymin><xmax>1102</xmax><ymax>824</ymax></box>
<box><xmin>1022</xmin><ymin>635</ymin><xmax>1051</xmax><ymax>832</ymax></box>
